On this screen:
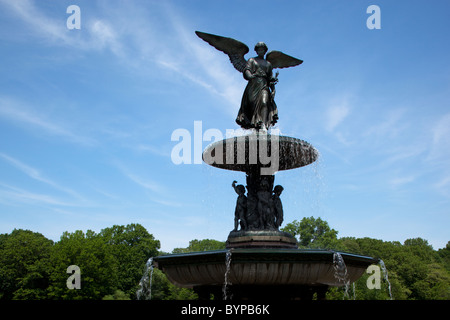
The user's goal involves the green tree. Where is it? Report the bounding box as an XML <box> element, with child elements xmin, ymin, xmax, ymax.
<box><xmin>99</xmin><ymin>224</ymin><xmax>160</xmax><ymax>299</ymax></box>
<box><xmin>148</xmin><ymin>268</ymin><xmax>172</xmax><ymax>300</ymax></box>
<box><xmin>102</xmin><ymin>289</ymin><xmax>131</xmax><ymax>300</ymax></box>
<box><xmin>281</xmin><ymin>216</ymin><xmax>338</xmax><ymax>249</ymax></box>
<box><xmin>437</xmin><ymin>241</ymin><xmax>450</xmax><ymax>272</ymax></box>
<box><xmin>150</xmin><ymin>268</ymin><xmax>198</xmax><ymax>300</ymax></box>
<box><xmin>151</xmin><ymin>239</ymin><xmax>226</xmax><ymax>300</ymax></box>
<box><xmin>0</xmin><ymin>229</ymin><xmax>53</xmax><ymax>300</ymax></box>
<box><xmin>47</xmin><ymin>230</ymin><xmax>119</xmax><ymax>300</ymax></box>
<box><xmin>412</xmin><ymin>263</ymin><xmax>450</xmax><ymax>300</ymax></box>
<box><xmin>172</xmin><ymin>239</ymin><xmax>226</xmax><ymax>253</ymax></box>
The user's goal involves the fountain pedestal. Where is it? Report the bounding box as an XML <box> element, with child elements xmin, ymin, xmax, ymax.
<box><xmin>152</xmin><ymin>132</ymin><xmax>380</xmax><ymax>300</ymax></box>
<box><xmin>226</xmin><ymin>230</ymin><xmax>297</xmax><ymax>249</ymax></box>
<box><xmin>203</xmin><ymin>132</ymin><xmax>318</xmax><ymax>241</ymax></box>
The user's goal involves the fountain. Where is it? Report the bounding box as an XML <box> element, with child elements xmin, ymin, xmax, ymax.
<box><xmin>136</xmin><ymin>257</ymin><xmax>154</xmax><ymax>300</ymax></box>
<box><xmin>153</xmin><ymin>31</ymin><xmax>378</xmax><ymax>300</ymax></box>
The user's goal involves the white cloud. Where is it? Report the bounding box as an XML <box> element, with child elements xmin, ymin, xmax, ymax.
<box><xmin>0</xmin><ymin>183</ymin><xmax>76</xmax><ymax>207</ymax></box>
<box><xmin>89</xmin><ymin>19</ymin><xmax>123</xmax><ymax>56</ymax></box>
<box><xmin>427</xmin><ymin>113</ymin><xmax>450</xmax><ymax>165</ymax></box>
<box><xmin>154</xmin><ymin>6</ymin><xmax>243</xmax><ymax>113</ymax></box>
<box><xmin>325</xmin><ymin>104</ymin><xmax>350</xmax><ymax>132</ymax></box>
<box><xmin>0</xmin><ymin>96</ymin><xmax>96</xmax><ymax>146</ymax></box>
<box><xmin>0</xmin><ymin>0</ymin><xmax>123</xmax><ymax>55</ymax></box>
<box><xmin>125</xmin><ymin>172</ymin><xmax>163</xmax><ymax>193</ymax></box>
<box><xmin>364</xmin><ymin>108</ymin><xmax>407</xmax><ymax>139</ymax></box>
<box><xmin>0</xmin><ymin>153</ymin><xmax>86</xmax><ymax>201</ymax></box>
<box><xmin>431</xmin><ymin>113</ymin><xmax>450</xmax><ymax>149</ymax></box>
<box><xmin>0</xmin><ymin>0</ymin><xmax>82</xmax><ymax>46</ymax></box>
<box><xmin>1</xmin><ymin>0</ymin><xmax>243</xmax><ymax>117</ymax></box>
<box><xmin>113</xmin><ymin>161</ymin><xmax>165</xmax><ymax>194</ymax></box>
<box><xmin>389</xmin><ymin>175</ymin><xmax>416</xmax><ymax>188</ymax></box>
<box><xmin>434</xmin><ymin>174</ymin><xmax>450</xmax><ymax>197</ymax></box>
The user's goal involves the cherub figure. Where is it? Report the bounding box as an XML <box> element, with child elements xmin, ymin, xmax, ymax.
<box><xmin>232</xmin><ymin>180</ymin><xmax>247</xmax><ymax>231</ymax></box>
<box><xmin>272</xmin><ymin>185</ymin><xmax>284</xmax><ymax>229</ymax></box>
<box><xmin>196</xmin><ymin>31</ymin><xmax>303</xmax><ymax>131</ymax></box>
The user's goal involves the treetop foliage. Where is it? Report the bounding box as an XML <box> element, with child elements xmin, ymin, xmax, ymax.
<box><xmin>0</xmin><ymin>219</ymin><xmax>448</xmax><ymax>300</ymax></box>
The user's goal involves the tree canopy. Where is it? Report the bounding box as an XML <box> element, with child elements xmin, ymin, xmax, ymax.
<box><xmin>0</xmin><ymin>220</ymin><xmax>448</xmax><ymax>300</ymax></box>
<box><xmin>281</xmin><ymin>216</ymin><xmax>339</xmax><ymax>248</ymax></box>
<box><xmin>0</xmin><ymin>224</ymin><xmax>160</xmax><ymax>300</ymax></box>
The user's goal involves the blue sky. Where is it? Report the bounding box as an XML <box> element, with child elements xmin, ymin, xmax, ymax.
<box><xmin>0</xmin><ymin>0</ymin><xmax>449</xmax><ymax>252</ymax></box>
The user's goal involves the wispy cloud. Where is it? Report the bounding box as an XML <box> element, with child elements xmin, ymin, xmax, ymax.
<box><xmin>0</xmin><ymin>0</ymin><xmax>123</xmax><ymax>55</ymax></box>
<box><xmin>0</xmin><ymin>1</ymin><xmax>242</xmax><ymax>117</ymax></box>
<box><xmin>89</xmin><ymin>19</ymin><xmax>124</xmax><ymax>56</ymax></box>
<box><xmin>113</xmin><ymin>161</ymin><xmax>188</xmax><ymax>208</ymax></box>
<box><xmin>125</xmin><ymin>172</ymin><xmax>163</xmax><ymax>193</ymax></box>
<box><xmin>428</xmin><ymin>113</ymin><xmax>450</xmax><ymax>163</ymax></box>
<box><xmin>113</xmin><ymin>161</ymin><xmax>165</xmax><ymax>194</ymax></box>
<box><xmin>136</xmin><ymin>144</ymin><xmax>171</xmax><ymax>158</ymax></box>
<box><xmin>140</xmin><ymin>3</ymin><xmax>243</xmax><ymax>113</ymax></box>
<box><xmin>367</xmin><ymin>108</ymin><xmax>405</xmax><ymax>135</ymax></box>
<box><xmin>0</xmin><ymin>96</ymin><xmax>96</xmax><ymax>146</ymax></box>
<box><xmin>0</xmin><ymin>0</ymin><xmax>74</xmax><ymax>45</ymax></box>
<box><xmin>389</xmin><ymin>175</ymin><xmax>416</xmax><ymax>188</ymax></box>
<box><xmin>149</xmin><ymin>197</ymin><xmax>182</xmax><ymax>208</ymax></box>
<box><xmin>325</xmin><ymin>101</ymin><xmax>350</xmax><ymax>132</ymax></box>
<box><xmin>434</xmin><ymin>174</ymin><xmax>450</xmax><ymax>198</ymax></box>
<box><xmin>0</xmin><ymin>153</ymin><xmax>85</xmax><ymax>201</ymax></box>
<box><xmin>0</xmin><ymin>183</ymin><xmax>76</xmax><ymax>207</ymax></box>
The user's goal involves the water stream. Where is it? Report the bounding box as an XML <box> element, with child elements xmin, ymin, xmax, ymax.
<box><xmin>223</xmin><ymin>250</ymin><xmax>233</xmax><ymax>300</ymax></box>
<box><xmin>332</xmin><ymin>252</ymin><xmax>350</xmax><ymax>299</ymax></box>
<box><xmin>136</xmin><ymin>257</ymin><xmax>154</xmax><ymax>300</ymax></box>
<box><xmin>352</xmin><ymin>282</ymin><xmax>356</xmax><ymax>300</ymax></box>
<box><xmin>379</xmin><ymin>259</ymin><xmax>393</xmax><ymax>300</ymax></box>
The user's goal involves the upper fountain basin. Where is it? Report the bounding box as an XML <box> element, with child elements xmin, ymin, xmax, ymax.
<box><xmin>202</xmin><ymin>133</ymin><xmax>318</xmax><ymax>174</ymax></box>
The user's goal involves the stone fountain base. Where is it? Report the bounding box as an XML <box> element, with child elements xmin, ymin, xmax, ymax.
<box><xmin>153</xmin><ymin>248</ymin><xmax>378</xmax><ymax>300</ymax></box>
<box><xmin>152</xmin><ymin>132</ymin><xmax>378</xmax><ymax>300</ymax></box>
<box><xmin>226</xmin><ymin>230</ymin><xmax>297</xmax><ymax>249</ymax></box>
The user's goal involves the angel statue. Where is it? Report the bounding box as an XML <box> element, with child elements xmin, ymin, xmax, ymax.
<box><xmin>195</xmin><ymin>31</ymin><xmax>303</xmax><ymax>131</ymax></box>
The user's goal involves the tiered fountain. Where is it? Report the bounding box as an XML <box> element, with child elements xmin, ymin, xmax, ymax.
<box><xmin>153</xmin><ymin>31</ymin><xmax>378</xmax><ymax>300</ymax></box>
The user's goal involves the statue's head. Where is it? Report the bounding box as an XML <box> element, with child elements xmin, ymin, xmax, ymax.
<box><xmin>273</xmin><ymin>185</ymin><xmax>284</xmax><ymax>195</ymax></box>
<box><xmin>254</xmin><ymin>42</ymin><xmax>268</xmax><ymax>55</ymax></box>
<box><xmin>235</xmin><ymin>184</ymin><xmax>246</xmax><ymax>195</ymax></box>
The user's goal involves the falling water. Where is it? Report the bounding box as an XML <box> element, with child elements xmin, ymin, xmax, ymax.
<box><xmin>352</xmin><ymin>282</ymin><xmax>356</xmax><ymax>300</ymax></box>
<box><xmin>136</xmin><ymin>257</ymin><xmax>154</xmax><ymax>300</ymax></box>
<box><xmin>333</xmin><ymin>252</ymin><xmax>350</xmax><ymax>299</ymax></box>
<box><xmin>223</xmin><ymin>250</ymin><xmax>232</xmax><ymax>300</ymax></box>
<box><xmin>379</xmin><ymin>260</ymin><xmax>393</xmax><ymax>300</ymax></box>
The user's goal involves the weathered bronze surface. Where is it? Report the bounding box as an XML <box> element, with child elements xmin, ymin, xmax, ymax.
<box><xmin>196</xmin><ymin>31</ymin><xmax>303</xmax><ymax>131</ymax></box>
<box><xmin>202</xmin><ymin>133</ymin><xmax>318</xmax><ymax>233</ymax></box>
<box><xmin>150</xmin><ymin>31</ymin><xmax>378</xmax><ymax>301</ymax></box>
<box><xmin>153</xmin><ymin>249</ymin><xmax>379</xmax><ymax>298</ymax></box>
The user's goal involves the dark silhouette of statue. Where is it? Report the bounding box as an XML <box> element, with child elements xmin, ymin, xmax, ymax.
<box><xmin>231</xmin><ymin>176</ymin><xmax>285</xmax><ymax>232</ymax></box>
<box><xmin>272</xmin><ymin>185</ymin><xmax>284</xmax><ymax>230</ymax></box>
<box><xmin>257</xmin><ymin>178</ymin><xmax>275</xmax><ymax>229</ymax></box>
<box><xmin>232</xmin><ymin>180</ymin><xmax>247</xmax><ymax>231</ymax></box>
<box><xmin>195</xmin><ymin>31</ymin><xmax>303</xmax><ymax>130</ymax></box>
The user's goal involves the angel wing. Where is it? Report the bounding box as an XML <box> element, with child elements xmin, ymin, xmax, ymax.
<box><xmin>195</xmin><ymin>31</ymin><xmax>249</xmax><ymax>73</ymax></box>
<box><xmin>266</xmin><ymin>50</ymin><xmax>303</xmax><ymax>69</ymax></box>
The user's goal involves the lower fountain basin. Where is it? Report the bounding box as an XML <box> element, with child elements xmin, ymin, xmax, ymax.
<box><xmin>153</xmin><ymin>248</ymin><xmax>378</xmax><ymax>289</ymax></box>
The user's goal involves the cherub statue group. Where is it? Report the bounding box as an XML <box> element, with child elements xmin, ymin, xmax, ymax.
<box><xmin>232</xmin><ymin>180</ymin><xmax>284</xmax><ymax>232</ymax></box>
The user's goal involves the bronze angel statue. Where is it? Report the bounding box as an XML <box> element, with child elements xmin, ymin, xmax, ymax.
<box><xmin>195</xmin><ymin>31</ymin><xmax>303</xmax><ymax>131</ymax></box>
